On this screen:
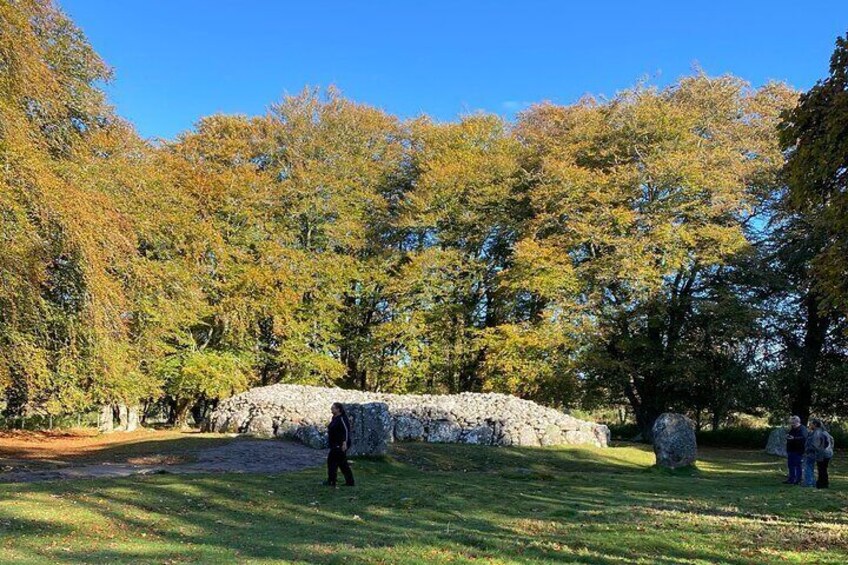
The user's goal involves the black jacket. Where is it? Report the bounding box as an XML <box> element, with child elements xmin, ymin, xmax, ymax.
<box><xmin>328</xmin><ymin>413</ymin><xmax>352</xmax><ymax>449</ymax></box>
<box><xmin>786</xmin><ymin>425</ymin><xmax>808</xmax><ymax>454</ymax></box>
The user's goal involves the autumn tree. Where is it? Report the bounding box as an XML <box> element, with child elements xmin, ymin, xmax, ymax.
<box><xmin>0</xmin><ymin>0</ymin><xmax>146</xmax><ymax>417</ymax></box>
<box><xmin>385</xmin><ymin>115</ymin><xmax>528</xmax><ymax>393</ymax></box>
<box><xmin>515</xmin><ymin>76</ymin><xmax>795</xmax><ymax>437</ymax></box>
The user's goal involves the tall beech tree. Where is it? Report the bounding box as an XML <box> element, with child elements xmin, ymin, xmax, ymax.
<box><xmin>0</xmin><ymin>0</ymin><xmax>147</xmax><ymax>417</ymax></box>
<box><xmin>515</xmin><ymin>76</ymin><xmax>795</xmax><ymax>437</ymax></box>
<box><xmin>768</xmin><ymin>33</ymin><xmax>848</xmax><ymax>423</ymax></box>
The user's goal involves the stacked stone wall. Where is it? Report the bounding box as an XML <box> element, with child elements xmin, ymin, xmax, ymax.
<box><xmin>207</xmin><ymin>384</ymin><xmax>610</xmax><ymax>452</ymax></box>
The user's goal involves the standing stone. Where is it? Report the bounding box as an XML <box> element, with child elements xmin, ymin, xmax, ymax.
<box><xmin>652</xmin><ymin>413</ymin><xmax>697</xmax><ymax>469</ymax></box>
<box><xmin>116</xmin><ymin>404</ymin><xmax>130</xmax><ymax>431</ymax></box>
<box><xmin>344</xmin><ymin>402</ymin><xmax>392</xmax><ymax>456</ymax></box>
<box><xmin>595</xmin><ymin>425</ymin><xmax>612</xmax><ymax>447</ymax></box>
<box><xmin>765</xmin><ymin>427</ymin><xmax>788</xmax><ymax>457</ymax></box>
<box><xmin>98</xmin><ymin>405</ymin><xmax>114</xmax><ymax>433</ymax></box>
<box><xmin>126</xmin><ymin>405</ymin><xmax>141</xmax><ymax>432</ymax></box>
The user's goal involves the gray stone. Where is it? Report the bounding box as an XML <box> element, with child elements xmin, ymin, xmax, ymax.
<box><xmin>461</xmin><ymin>425</ymin><xmax>494</xmax><ymax>445</ymax></box>
<box><xmin>296</xmin><ymin>426</ymin><xmax>328</xmax><ymax>449</ymax></box>
<box><xmin>98</xmin><ymin>405</ymin><xmax>114</xmax><ymax>433</ymax></box>
<box><xmin>427</xmin><ymin>420</ymin><xmax>462</xmax><ymax>443</ymax></box>
<box><xmin>540</xmin><ymin>424</ymin><xmax>564</xmax><ymax>447</ymax></box>
<box><xmin>765</xmin><ymin>427</ymin><xmax>788</xmax><ymax>457</ymax></box>
<box><xmin>274</xmin><ymin>420</ymin><xmax>299</xmax><ymax>439</ymax></box>
<box><xmin>394</xmin><ymin>414</ymin><xmax>425</xmax><ymax>441</ymax></box>
<box><xmin>595</xmin><ymin>424</ymin><xmax>612</xmax><ymax>446</ymax></box>
<box><xmin>652</xmin><ymin>413</ymin><xmax>697</xmax><ymax>469</ymax></box>
<box><xmin>245</xmin><ymin>414</ymin><xmax>275</xmax><ymax>438</ymax></box>
<box><xmin>344</xmin><ymin>402</ymin><xmax>392</xmax><ymax>456</ymax></box>
<box><xmin>126</xmin><ymin>406</ymin><xmax>140</xmax><ymax>432</ymax></box>
<box><xmin>516</xmin><ymin>425</ymin><xmax>540</xmax><ymax>447</ymax></box>
<box><xmin>115</xmin><ymin>404</ymin><xmax>130</xmax><ymax>431</ymax></box>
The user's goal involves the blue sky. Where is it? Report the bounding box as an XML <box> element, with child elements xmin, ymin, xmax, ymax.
<box><xmin>60</xmin><ymin>0</ymin><xmax>848</xmax><ymax>140</ymax></box>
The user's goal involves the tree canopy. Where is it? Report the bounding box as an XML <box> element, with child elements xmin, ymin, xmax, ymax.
<box><xmin>2</xmin><ymin>2</ymin><xmax>847</xmax><ymax>435</ymax></box>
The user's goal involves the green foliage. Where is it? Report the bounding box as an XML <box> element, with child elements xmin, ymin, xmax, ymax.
<box><xmin>4</xmin><ymin>2</ymin><xmax>847</xmax><ymax>431</ymax></box>
<box><xmin>696</xmin><ymin>426</ymin><xmax>772</xmax><ymax>449</ymax></box>
<box><xmin>780</xmin><ymin>34</ymin><xmax>848</xmax><ymax>315</ymax></box>
<box><xmin>514</xmin><ymin>76</ymin><xmax>795</xmax><ymax>434</ymax></box>
<box><xmin>160</xmin><ymin>350</ymin><xmax>250</xmax><ymax>404</ymax></box>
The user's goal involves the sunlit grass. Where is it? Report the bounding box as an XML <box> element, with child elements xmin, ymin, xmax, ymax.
<box><xmin>1</xmin><ymin>442</ymin><xmax>845</xmax><ymax>564</ymax></box>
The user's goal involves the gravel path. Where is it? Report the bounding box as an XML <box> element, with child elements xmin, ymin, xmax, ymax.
<box><xmin>0</xmin><ymin>438</ymin><xmax>326</xmax><ymax>483</ymax></box>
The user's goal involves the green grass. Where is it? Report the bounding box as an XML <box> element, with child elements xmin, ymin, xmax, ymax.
<box><xmin>1</xmin><ymin>442</ymin><xmax>846</xmax><ymax>564</ymax></box>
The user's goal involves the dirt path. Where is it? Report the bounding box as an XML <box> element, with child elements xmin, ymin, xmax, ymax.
<box><xmin>0</xmin><ymin>433</ymin><xmax>326</xmax><ymax>483</ymax></box>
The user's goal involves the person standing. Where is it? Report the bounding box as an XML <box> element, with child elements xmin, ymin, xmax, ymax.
<box><xmin>802</xmin><ymin>423</ymin><xmax>817</xmax><ymax>487</ymax></box>
<box><xmin>784</xmin><ymin>415</ymin><xmax>807</xmax><ymax>485</ymax></box>
<box><xmin>324</xmin><ymin>402</ymin><xmax>355</xmax><ymax>487</ymax></box>
<box><xmin>809</xmin><ymin>418</ymin><xmax>834</xmax><ymax>489</ymax></box>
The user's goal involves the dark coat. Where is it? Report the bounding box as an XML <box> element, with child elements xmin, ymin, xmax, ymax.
<box><xmin>786</xmin><ymin>425</ymin><xmax>808</xmax><ymax>454</ymax></box>
<box><xmin>328</xmin><ymin>413</ymin><xmax>351</xmax><ymax>449</ymax></box>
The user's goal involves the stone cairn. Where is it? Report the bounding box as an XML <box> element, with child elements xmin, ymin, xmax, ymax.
<box><xmin>206</xmin><ymin>384</ymin><xmax>610</xmax><ymax>456</ymax></box>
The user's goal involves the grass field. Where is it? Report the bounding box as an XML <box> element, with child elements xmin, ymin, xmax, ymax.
<box><xmin>1</xmin><ymin>436</ymin><xmax>846</xmax><ymax>564</ymax></box>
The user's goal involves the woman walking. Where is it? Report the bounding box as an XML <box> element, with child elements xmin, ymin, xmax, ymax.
<box><xmin>324</xmin><ymin>402</ymin><xmax>355</xmax><ymax>487</ymax></box>
<box><xmin>809</xmin><ymin>418</ymin><xmax>834</xmax><ymax>489</ymax></box>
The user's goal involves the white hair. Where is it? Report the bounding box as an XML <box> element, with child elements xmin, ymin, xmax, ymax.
<box><xmin>790</xmin><ymin>415</ymin><xmax>801</xmax><ymax>424</ymax></box>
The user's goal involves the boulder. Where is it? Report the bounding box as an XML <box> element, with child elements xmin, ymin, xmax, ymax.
<box><xmin>426</xmin><ymin>419</ymin><xmax>462</xmax><ymax>443</ymax></box>
<box><xmin>540</xmin><ymin>424</ymin><xmax>565</xmax><ymax>447</ymax></box>
<box><xmin>245</xmin><ymin>414</ymin><xmax>275</xmax><ymax>438</ymax></box>
<box><xmin>295</xmin><ymin>426</ymin><xmax>327</xmax><ymax>450</ymax></box>
<box><xmin>652</xmin><ymin>413</ymin><xmax>697</xmax><ymax>469</ymax></box>
<box><xmin>461</xmin><ymin>425</ymin><xmax>495</xmax><ymax>445</ymax></box>
<box><xmin>765</xmin><ymin>427</ymin><xmax>788</xmax><ymax>457</ymax></box>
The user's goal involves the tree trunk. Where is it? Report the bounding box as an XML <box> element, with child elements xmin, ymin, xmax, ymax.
<box><xmin>174</xmin><ymin>398</ymin><xmax>193</xmax><ymax>429</ymax></box>
<box><xmin>625</xmin><ymin>379</ymin><xmax>662</xmax><ymax>442</ymax></box>
<box><xmin>792</xmin><ymin>293</ymin><xmax>830</xmax><ymax>425</ymax></box>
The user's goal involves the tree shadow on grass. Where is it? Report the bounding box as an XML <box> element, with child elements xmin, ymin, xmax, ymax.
<box><xmin>0</xmin><ymin>443</ymin><xmax>846</xmax><ymax>564</ymax></box>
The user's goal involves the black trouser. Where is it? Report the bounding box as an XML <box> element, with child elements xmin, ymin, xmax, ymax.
<box><xmin>816</xmin><ymin>458</ymin><xmax>831</xmax><ymax>488</ymax></box>
<box><xmin>327</xmin><ymin>446</ymin><xmax>354</xmax><ymax>486</ymax></box>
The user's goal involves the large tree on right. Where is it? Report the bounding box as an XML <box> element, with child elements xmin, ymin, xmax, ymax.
<box><xmin>516</xmin><ymin>75</ymin><xmax>794</xmax><ymax>438</ymax></box>
<box><xmin>780</xmin><ymin>34</ymin><xmax>848</xmax><ymax>315</ymax></box>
